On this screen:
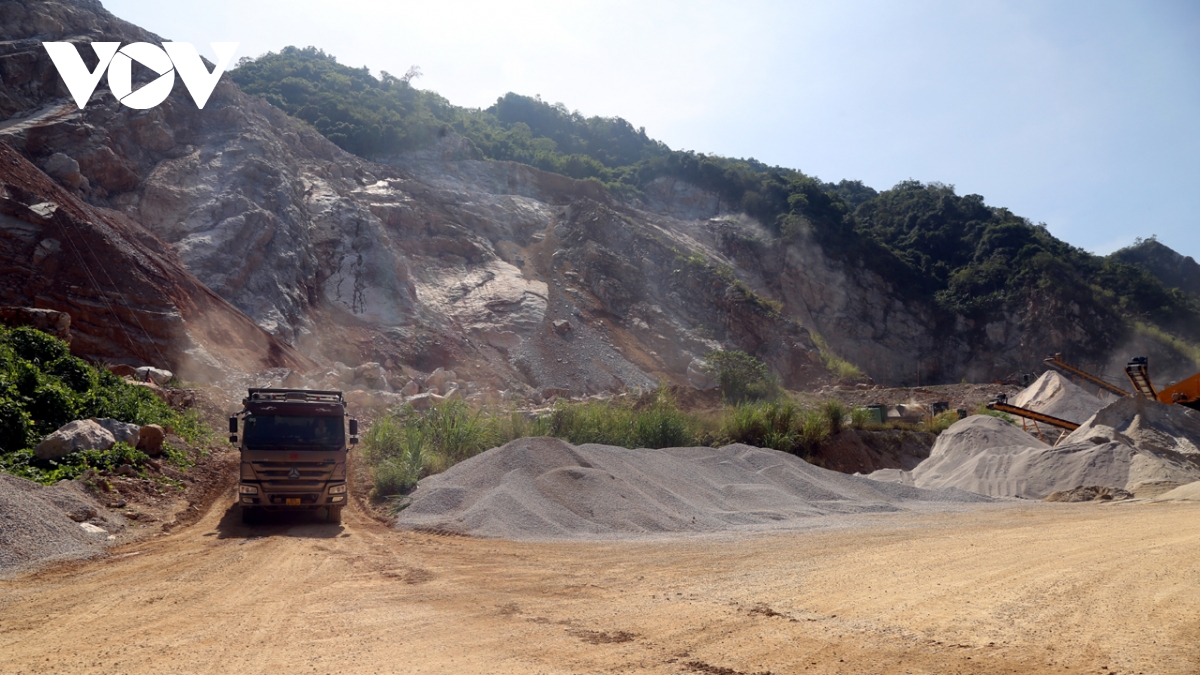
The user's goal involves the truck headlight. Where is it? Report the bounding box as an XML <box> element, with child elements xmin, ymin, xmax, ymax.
<box><xmin>239</xmin><ymin>485</ymin><xmax>258</xmax><ymax>495</ymax></box>
<box><xmin>329</xmin><ymin>484</ymin><xmax>347</xmax><ymax>494</ymax></box>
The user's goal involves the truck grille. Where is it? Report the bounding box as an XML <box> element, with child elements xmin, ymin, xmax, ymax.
<box><xmin>253</xmin><ymin>461</ymin><xmax>331</xmax><ymax>488</ymax></box>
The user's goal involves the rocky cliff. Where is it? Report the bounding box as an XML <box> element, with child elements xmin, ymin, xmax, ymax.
<box><xmin>0</xmin><ymin>0</ymin><xmax>1175</xmax><ymax>396</ymax></box>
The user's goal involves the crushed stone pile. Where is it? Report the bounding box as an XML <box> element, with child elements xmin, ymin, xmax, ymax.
<box><xmin>1153</xmin><ymin>480</ymin><xmax>1200</xmax><ymax>502</ymax></box>
<box><xmin>868</xmin><ymin>397</ymin><xmax>1200</xmax><ymax>499</ymax></box>
<box><xmin>1012</xmin><ymin>371</ymin><xmax>1105</xmax><ymax>424</ymax></box>
<box><xmin>0</xmin><ymin>474</ymin><xmax>123</xmax><ymax>577</ymax></box>
<box><xmin>394</xmin><ymin>437</ymin><xmax>991</xmax><ymax>540</ymax></box>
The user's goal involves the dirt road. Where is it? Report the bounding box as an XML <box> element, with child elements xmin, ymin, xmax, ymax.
<box><xmin>1</xmin><ymin>494</ymin><xmax>1198</xmax><ymax>674</ymax></box>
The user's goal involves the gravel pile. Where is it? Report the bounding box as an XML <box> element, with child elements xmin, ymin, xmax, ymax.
<box><xmin>1011</xmin><ymin>371</ymin><xmax>1105</xmax><ymax>424</ymax></box>
<box><xmin>0</xmin><ymin>474</ymin><xmax>122</xmax><ymax>577</ymax></box>
<box><xmin>394</xmin><ymin>437</ymin><xmax>991</xmax><ymax>540</ymax></box>
<box><xmin>869</xmin><ymin>397</ymin><xmax>1200</xmax><ymax>499</ymax></box>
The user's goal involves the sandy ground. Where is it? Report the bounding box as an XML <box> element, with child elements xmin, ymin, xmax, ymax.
<box><xmin>1</xmin><ymin>495</ymin><xmax>1198</xmax><ymax>675</ymax></box>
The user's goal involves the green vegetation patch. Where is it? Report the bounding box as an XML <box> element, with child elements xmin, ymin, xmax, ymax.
<box><xmin>0</xmin><ymin>326</ymin><xmax>208</xmax><ymax>484</ymax></box>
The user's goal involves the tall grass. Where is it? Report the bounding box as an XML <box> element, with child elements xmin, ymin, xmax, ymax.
<box><xmin>363</xmin><ymin>390</ymin><xmax>956</xmax><ymax>499</ymax></box>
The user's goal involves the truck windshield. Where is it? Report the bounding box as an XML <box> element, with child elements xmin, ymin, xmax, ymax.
<box><xmin>242</xmin><ymin>415</ymin><xmax>344</xmax><ymax>449</ymax></box>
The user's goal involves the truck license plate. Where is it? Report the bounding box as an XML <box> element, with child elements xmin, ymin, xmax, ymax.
<box><xmin>286</xmin><ymin>498</ymin><xmax>301</xmax><ymax>506</ymax></box>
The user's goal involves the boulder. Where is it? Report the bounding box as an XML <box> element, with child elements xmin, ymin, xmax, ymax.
<box><xmin>0</xmin><ymin>306</ymin><xmax>71</xmax><ymax>341</ymax></box>
<box><xmin>108</xmin><ymin>364</ymin><xmax>138</xmax><ymax>378</ymax></box>
<box><xmin>42</xmin><ymin>152</ymin><xmax>85</xmax><ymax>189</ymax></box>
<box><xmin>686</xmin><ymin>358</ymin><xmax>717</xmax><ymax>390</ymax></box>
<box><xmin>400</xmin><ymin>379</ymin><xmax>420</xmax><ymax>397</ymax></box>
<box><xmin>426</xmin><ymin>368</ymin><xmax>456</xmax><ymax>393</ymax></box>
<box><xmin>136</xmin><ymin>424</ymin><xmax>166</xmax><ymax>457</ymax></box>
<box><xmin>354</xmin><ymin>362</ymin><xmax>389</xmax><ymax>390</ymax></box>
<box><xmin>34</xmin><ymin>420</ymin><xmax>115</xmax><ymax>460</ymax></box>
<box><xmin>406</xmin><ymin>392</ymin><xmax>441</xmax><ymax>410</ymax></box>
<box><xmin>134</xmin><ymin>367</ymin><xmax>173</xmax><ymax>385</ymax></box>
<box><xmin>92</xmin><ymin>418</ymin><xmax>141</xmax><ymax>446</ymax></box>
<box><xmin>541</xmin><ymin>387</ymin><xmax>571</xmax><ymax>401</ymax></box>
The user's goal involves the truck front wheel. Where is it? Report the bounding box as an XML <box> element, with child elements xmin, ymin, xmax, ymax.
<box><xmin>327</xmin><ymin>505</ymin><xmax>343</xmax><ymax>524</ymax></box>
<box><xmin>241</xmin><ymin>506</ymin><xmax>259</xmax><ymax>525</ymax></box>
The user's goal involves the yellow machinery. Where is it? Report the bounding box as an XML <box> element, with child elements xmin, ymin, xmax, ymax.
<box><xmin>1124</xmin><ymin>357</ymin><xmax>1200</xmax><ymax>410</ymax></box>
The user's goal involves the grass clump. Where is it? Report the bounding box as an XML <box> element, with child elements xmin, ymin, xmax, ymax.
<box><xmin>810</xmin><ymin>332</ymin><xmax>865</xmax><ymax>382</ymax></box>
<box><xmin>0</xmin><ymin>325</ymin><xmax>208</xmax><ymax>484</ymax></box>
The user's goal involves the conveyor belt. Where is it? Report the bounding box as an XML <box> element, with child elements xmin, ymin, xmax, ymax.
<box><xmin>1124</xmin><ymin>357</ymin><xmax>1158</xmax><ymax>399</ymax></box>
<box><xmin>987</xmin><ymin>395</ymin><xmax>1080</xmax><ymax>432</ymax></box>
<box><xmin>1042</xmin><ymin>353</ymin><xmax>1129</xmax><ymax>397</ymax></box>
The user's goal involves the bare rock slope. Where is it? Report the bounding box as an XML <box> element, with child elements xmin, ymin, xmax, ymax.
<box><xmin>0</xmin><ymin>0</ymin><xmax>1147</xmax><ymax>390</ymax></box>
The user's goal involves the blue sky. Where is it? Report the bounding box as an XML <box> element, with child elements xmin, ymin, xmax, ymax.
<box><xmin>104</xmin><ymin>0</ymin><xmax>1200</xmax><ymax>260</ymax></box>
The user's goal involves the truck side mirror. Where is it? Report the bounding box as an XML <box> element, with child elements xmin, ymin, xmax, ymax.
<box><xmin>229</xmin><ymin>417</ymin><xmax>238</xmax><ymax>434</ymax></box>
<box><xmin>349</xmin><ymin>419</ymin><xmax>358</xmax><ymax>436</ymax></box>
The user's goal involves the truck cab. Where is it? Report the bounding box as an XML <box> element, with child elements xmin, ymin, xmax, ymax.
<box><xmin>229</xmin><ymin>388</ymin><xmax>357</xmax><ymax>524</ymax></box>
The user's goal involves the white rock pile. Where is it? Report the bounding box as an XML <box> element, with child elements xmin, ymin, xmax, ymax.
<box><xmin>869</xmin><ymin>394</ymin><xmax>1200</xmax><ymax>499</ymax></box>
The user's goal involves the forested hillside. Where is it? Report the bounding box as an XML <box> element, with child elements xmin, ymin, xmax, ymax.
<box><xmin>231</xmin><ymin>47</ymin><xmax>1200</xmax><ymax>362</ymax></box>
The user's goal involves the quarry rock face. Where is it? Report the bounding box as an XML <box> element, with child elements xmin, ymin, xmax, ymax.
<box><xmin>0</xmin><ymin>0</ymin><xmax>1150</xmax><ymax>390</ymax></box>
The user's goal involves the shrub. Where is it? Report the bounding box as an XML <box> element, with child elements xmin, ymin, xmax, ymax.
<box><xmin>0</xmin><ymin>398</ymin><xmax>33</xmax><ymax>452</ymax></box>
<box><xmin>27</xmin><ymin>382</ymin><xmax>77</xmax><ymax>435</ymax></box>
<box><xmin>703</xmin><ymin>350</ymin><xmax>779</xmax><ymax>403</ymax></box>
<box><xmin>7</xmin><ymin>327</ymin><xmax>69</xmax><ymax>364</ymax></box>
<box><xmin>46</xmin><ymin>356</ymin><xmax>94</xmax><ymax>394</ymax></box>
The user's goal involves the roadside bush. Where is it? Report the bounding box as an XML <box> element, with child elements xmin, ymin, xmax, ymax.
<box><xmin>0</xmin><ymin>325</ymin><xmax>211</xmax><ymax>484</ymax></box>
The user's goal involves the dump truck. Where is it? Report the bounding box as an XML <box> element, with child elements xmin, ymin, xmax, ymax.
<box><xmin>229</xmin><ymin>388</ymin><xmax>358</xmax><ymax>525</ymax></box>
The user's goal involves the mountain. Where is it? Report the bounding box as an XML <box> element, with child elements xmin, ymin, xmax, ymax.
<box><xmin>1111</xmin><ymin>237</ymin><xmax>1200</xmax><ymax>301</ymax></box>
<box><xmin>1</xmin><ymin>0</ymin><xmax>1197</xmax><ymax>396</ymax></box>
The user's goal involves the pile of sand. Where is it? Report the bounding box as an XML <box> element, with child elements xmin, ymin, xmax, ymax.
<box><xmin>394</xmin><ymin>437</ymin><xmax>990</xmax><ymax>540</ymax></box>
<box><xmin>869</xmin><ymin>397</ymin><xmax>1200</xmax><ymax>499</ymax></box>
<box><xmin>0</xmin><ymin>474</ymin><xmax>123</xmax><ymax>577</ymax></box>
<box><xmin>1153</xmin><ymin>480</ymin><xmax>1200</xmax><ymax>502</ymax></box>
<box><xmin>1011</xmin><ymin>371</ymin><xmax>1105</xmax><ymax>424</ymax></box>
